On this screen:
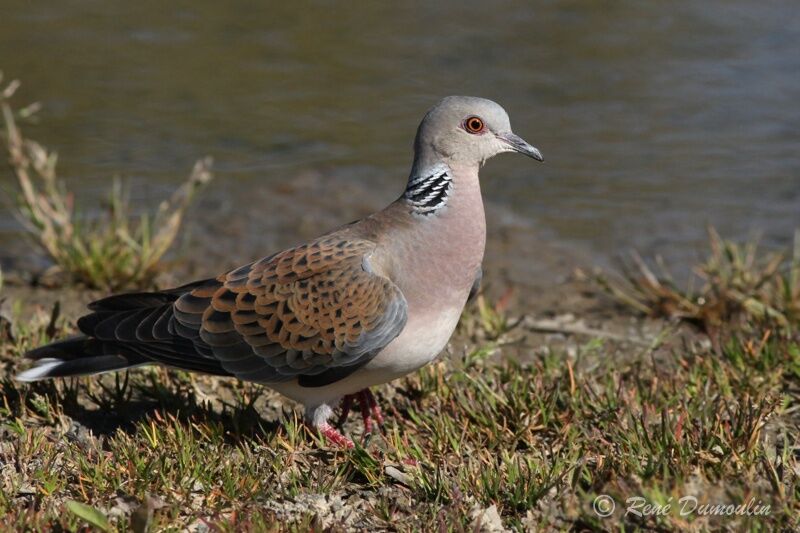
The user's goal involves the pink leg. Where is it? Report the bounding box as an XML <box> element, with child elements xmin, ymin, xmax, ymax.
<box><xmin>359</xmin><ymin>391</ymin><xmax>373</xmax><ymax>434</ymax></box>
<box><xmin>334</xmin><ymin>389</ymin><xmax>385</xmax><ymax>438</ymax></box>
<box><xmin>317</xmin><ymin>421</ymin><xmax>354</xmax><ymax>449</ymax></box>
<box><xmin>363</xmin><ymin>389</ymin><xmax>385</xmax><ymax>427</ymax></box>
<box><xmin>337</xmin><ymin>394</ymin><xmax>355</xmax><ymax>427</ymax></box>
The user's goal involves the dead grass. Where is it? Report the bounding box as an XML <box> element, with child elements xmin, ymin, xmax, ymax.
<box><xmin>1</xmin><ymin>73</ymin><xmax>212</xmax><ymax>291</ymax></box>
<box><xmin>595</xmin><ymin>227</ymin><xmax>800</xmax><ymax>340</ymax></box>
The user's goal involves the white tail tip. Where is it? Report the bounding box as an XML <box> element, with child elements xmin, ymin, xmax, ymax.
<box><xmin>15</xmin><ymin>359</ymin><xmax>65</xmax><ymax>382</ymax></box>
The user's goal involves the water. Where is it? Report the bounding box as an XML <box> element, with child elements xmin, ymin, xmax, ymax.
<box><xmin>1</xmin><ymin>1</ymin><xmax>798</xmax><ymax>279</ymax></box>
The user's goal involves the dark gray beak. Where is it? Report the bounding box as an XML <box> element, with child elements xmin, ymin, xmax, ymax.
<box><xmin>498</xmin><ymin>132</ymin><xmax>544</xmax><ymax>162</ymax></box>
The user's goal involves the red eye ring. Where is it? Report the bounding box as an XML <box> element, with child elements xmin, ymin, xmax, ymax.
<box><xmin>464</xmin><ymin>116</ymin><xmax>485</xmax><ymax>134</ymax></box>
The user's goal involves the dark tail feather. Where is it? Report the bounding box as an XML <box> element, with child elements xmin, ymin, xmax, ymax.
<box><xmin>18</xmin><ymin>280</ymin><xmax>228</xmax><ymax>381</ymax></box>
<box><xmin>16</xmin><ymin>336</ymin><xmax>147</xmax><ymax>381</ymax></box>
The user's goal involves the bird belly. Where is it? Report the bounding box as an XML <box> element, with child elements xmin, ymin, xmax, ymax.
<box><xmin>365</xmin><ymin>305</ymin><xmax>462</xmax><ymax>378</ymax></box>
<box><xmin>267</xmin><ymin>306</ymin><xmax>463</xmax><ymax>407</ymax></box>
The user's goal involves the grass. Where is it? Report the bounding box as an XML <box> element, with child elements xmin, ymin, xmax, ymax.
<box><xmin>596</xmin><ymin>227</ymin><xmax>800</xmax><ymax>341</ymax></box>
<box><xmin>1</xmin><ymin>73</ymin><xmax>212</xmax><ymax>291</ymax></box>
<box><xmin>0</xmin><ymin>285</ymin><xmax>797</xmax><ymax>530</ymax></box>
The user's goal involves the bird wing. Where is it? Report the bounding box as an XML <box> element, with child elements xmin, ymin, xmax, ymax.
<box><xmin>79</xmin><ymin>234</ymin><xmax>407</xmax><ymax>387</ymax></box>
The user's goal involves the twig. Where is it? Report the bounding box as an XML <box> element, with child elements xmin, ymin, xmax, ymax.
<box><xmin>524</xmin><ymin>317</ymin><xmax>653</xmax><ymax>346</ymax></box>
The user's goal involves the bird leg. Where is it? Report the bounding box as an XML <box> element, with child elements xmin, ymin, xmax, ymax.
<box><xmin>359</xmin><ymin>392</ymin><xmax>374</xmax><ymax>434</ymax></box>
<box><xmin>360</xmin><ymin>389</ymin><xmax>384</xmax><ymax>429</ymax></box>
<box><xmin>317</xmin><ymin>421</ymin><xmax>355</xmax><ymax>449</ymax></box>
<box><xmin>336</xmin><ymin>393</ymin><xmax>354</xmax><ymax>428</ymax></box>
<box><xmin>337</xmin><ymin>388</ymin><xmax>384</xmax><ymax>435</ymax></box>
<box><xmin>307</xmin><ymin>404</ymin><xmax>354</xmax><ymax>449</ymax></box>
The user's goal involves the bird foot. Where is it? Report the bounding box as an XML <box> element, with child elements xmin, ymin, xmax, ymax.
<box><xmin>338</xmin><ymin>388</ymin><xmax>384</xmax><ymax>435</ymax></box>
<box><xmin>317</xmin><ymin>421</ymin><xmax>355</xmax><ymax>449</ymax></box>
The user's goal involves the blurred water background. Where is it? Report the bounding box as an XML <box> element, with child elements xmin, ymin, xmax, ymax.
<box><xmin>1</xmin><ymin>0</ymin><xmax>798</xmax><ymax>282</ymax></box>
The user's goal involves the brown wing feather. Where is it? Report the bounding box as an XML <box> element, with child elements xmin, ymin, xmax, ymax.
<box><xmin>173</xmin><ymin>234</ymin><xmax>407</xmax><ymax>383</ymax></box>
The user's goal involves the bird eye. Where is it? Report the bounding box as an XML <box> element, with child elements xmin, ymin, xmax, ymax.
<box><xmin>464</xmin><ymin>116</ymin><xmax>485</xmax><ymax>134</ymax></box>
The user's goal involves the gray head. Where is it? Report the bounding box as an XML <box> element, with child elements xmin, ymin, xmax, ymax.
<box><xmin>412</xmin><ymin>96</ymin><xmax>543</xmax><ymax>171</ymax></box>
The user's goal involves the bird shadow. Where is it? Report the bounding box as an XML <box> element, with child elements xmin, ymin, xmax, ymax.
<box><xmin>4</xmin><ymin>371</ymin><xmax>283</xmax><ymax>444</ymax></box>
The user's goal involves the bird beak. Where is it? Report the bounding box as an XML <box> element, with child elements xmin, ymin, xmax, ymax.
<box><xmin>498</xmin><ymin>132</ymin><xmax>544</xmax><ymax>162</ymax></box>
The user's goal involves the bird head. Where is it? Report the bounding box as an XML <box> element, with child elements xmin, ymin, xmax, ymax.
<box><xmin>413</xmin><ymin>96</ymin><xmax>543</xmax><ymax>169</ymax></box>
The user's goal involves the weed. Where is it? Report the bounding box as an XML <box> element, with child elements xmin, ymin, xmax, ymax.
<box><xmin>0</xmin><ymin>73</ymin><xmax>212</xmax><ymax>290</ymax></box>
<box><xmin>595</xmin><ymin>227</ymin><xmax>800</xmax><ymax>339</ymax></box>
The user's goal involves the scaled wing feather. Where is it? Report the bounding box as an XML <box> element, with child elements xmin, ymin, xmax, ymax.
<box><xmin>171</xmin><ymin>235</ymin><xmax>408</xmax><ymax>383</ymax></box>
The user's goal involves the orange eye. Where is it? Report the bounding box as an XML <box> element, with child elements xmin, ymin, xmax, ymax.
<box><xmin>464</xmin><ymin>116</ymin><xmax>485</xmax><ymax>134</ymax></box>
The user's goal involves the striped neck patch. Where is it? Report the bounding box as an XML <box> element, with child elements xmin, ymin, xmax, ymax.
<box><xmin>403</xmin><ymin>165</ymin><xmax>453</xmax><ymax>215</ymax></box>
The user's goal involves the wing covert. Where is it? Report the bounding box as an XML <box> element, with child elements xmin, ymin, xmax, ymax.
<box><xmin>173</xmin><ymin>235</ymin><xmax>407</xmax><ymax>383</ymax></box>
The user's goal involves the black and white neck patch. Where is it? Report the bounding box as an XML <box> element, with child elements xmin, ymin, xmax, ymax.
<box><xmin>403</xmin><ymin>164</ymin><xmax>453</xmax><ymax>215</ymax></box>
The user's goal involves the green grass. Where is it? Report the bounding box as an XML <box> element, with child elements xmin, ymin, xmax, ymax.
<box><xmin>1</xmin><ymin>73</ymin><xmax>212</xmax><ymax>291</ymax></box>
<box><xmin>0</xmin><ymin>294</ymin><xmax>797</xmax><ymax>531</ymax></box>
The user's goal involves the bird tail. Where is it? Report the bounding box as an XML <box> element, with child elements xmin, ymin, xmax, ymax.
<box><xmin>15</xmin><ymin>336</ymin><xmax>147</xmax><ymax>382</ymax></box>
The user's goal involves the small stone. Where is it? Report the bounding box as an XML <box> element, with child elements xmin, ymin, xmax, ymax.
<box><xmin>17</xmin><ymin>483</ymin><xmax>36</xmax><ymax>496</ymax></box>
<box><xmin>385</xmin><ymin>465</ymin><xmax>412</xmax><ymax>485</ymax></box>
<box><xmin>470</xmin><ymin>504</ymin><xmax>508</xmax><ymax>533</ymax></box>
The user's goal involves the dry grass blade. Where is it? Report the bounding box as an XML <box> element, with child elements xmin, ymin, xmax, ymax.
<box><xmin>594</xmin><ymin>250</ymin><xmax>701</xmax><ymax>320</ymax></box>
<box><xmin>1</xmin><ymin>74</ymin><xmax>212</xmax><ymax>290</ymax></box>
<box><xmin>596</xmin><ymin>226</ymin><xmax>800</xmax><ymax>335</ymax></box>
